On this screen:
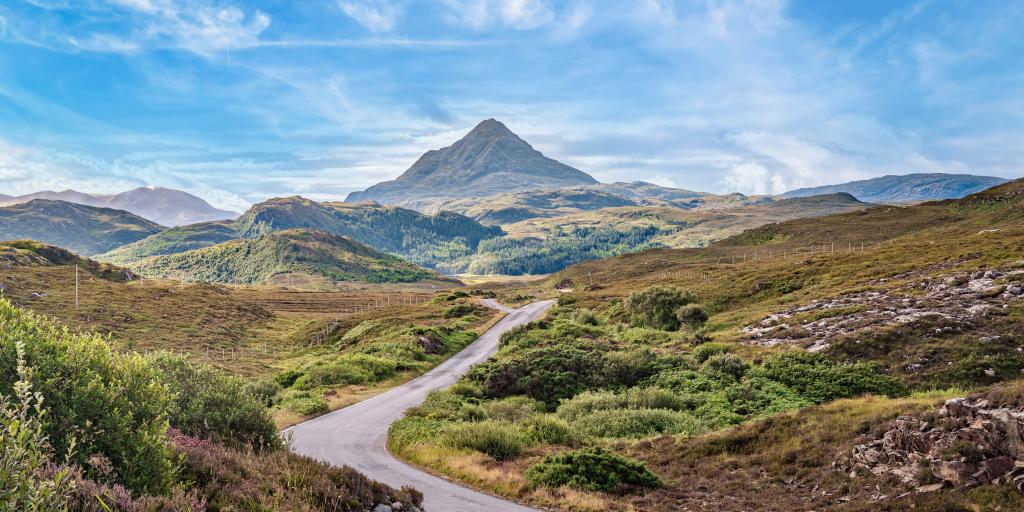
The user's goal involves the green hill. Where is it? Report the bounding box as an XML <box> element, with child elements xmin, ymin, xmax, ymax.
<box><xmin>438</xmin><ymin>193</ymin><xmax>870</xmax><ymax>275</ymax></box>
<box><xmin>100</xmin><ymin>197</ymin><xmax>503</xmax><ymax>271</ymax></box>
<box><xmin>130</xmin><ymin>228</ymin><xmax>448</xmax><ymax>285</ymax></box>
<box><xmin>98</xmin><ymin>220</ymin><xmax>239</xmax><ymax>265</ymax></box>
<box><xmin>0</xmin><ymin>199</ymin><xmax>164</xmax><ymax>255</ymax></box>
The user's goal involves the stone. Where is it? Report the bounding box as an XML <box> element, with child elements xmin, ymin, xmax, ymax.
<box><xmin>932</xmin><ymin>460</ymin><xmax>976</xmax><ymax>486</ymax></box>
<box><xmin>982</xmin><ymin>456</ymin><xmax>1015</xmax><ymax>481</ymax></box>
<box><xmin>915</xmin><ymin>483</ymin><xmax>945</xmax><ymax>493</ymax></box>
<box><xmin>372</xmin><ymin>505</ymin><xmax>393</xmax><ymax>512</ymax></box>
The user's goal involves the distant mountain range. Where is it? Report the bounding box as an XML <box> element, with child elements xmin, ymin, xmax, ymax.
<box><xmin>129</xmin><ymin>228</ymin><xmax>447</xmax><ymax>286</ymax></box>
<box><xmin>0</xmin><ymin>186</ymin><xmax>238</xmax><ymax>226</ymax></box>
<box><xmin>0</xmin><ymin>200</ymin><xmax>164</xmax><ymax>255</ymax></box>
<box><xmin>346</xmin><ymin>119</ymin><xmax>597</xmax><ymax>207</ymax></box>
<box><xmin>781</xmin><ymin>173</ymin><xmax>1009</xmax><ymax>203</ymax></box>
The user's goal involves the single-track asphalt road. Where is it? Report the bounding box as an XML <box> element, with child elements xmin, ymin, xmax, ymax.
<box><xmin>287</xmin><ymin>299</ymin><xmax>555</xmax><ymax>512</ymax></box>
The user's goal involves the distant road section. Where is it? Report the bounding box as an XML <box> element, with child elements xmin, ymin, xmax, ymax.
<box><xmin>287</xmin><ymin>299</ymin><xmax>555</xmax><ymax>512</ymax></box>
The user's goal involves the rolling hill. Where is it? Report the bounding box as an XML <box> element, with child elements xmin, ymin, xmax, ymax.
<box><xmin>0</xmin><ymin>199</ymin><xmax>165</xmax><ymax>255</ymax></box>
<box><xmin>420</xmin><ymin>182</ymin><xmax>767</xmax><ymax>225</ymax></box>
<box><xmin>345</xmin><ymin>119</ymin><xmax>597</xmax><ymax>207</ymax></box>
<box><xmin>100</xmin><ymin>196</ymin><xmax>504</xmax><ymax>270</ymax></box>
<box><xmin>0</xmin><ymin>186</ymin><xmax>238</xmax><ymax>226</ymax></box>
<box><xmin>396</xmin><ymin>178</ymin><xmax>1024</xmax><ymax>512</ymax></box>
<box><xmin>781</xmin><ymin>173</ymin><xmax>1008</xmax><ymax>203</ymax></box>
<box><xmin>129</xmin><ymin>228</ymin><xmax>448</xmax><ymax>285</ymax></box>
<box><xmin>437</xmin><ymin>192</ymin><xmax>871</xmax><ymax>275</ymax></box>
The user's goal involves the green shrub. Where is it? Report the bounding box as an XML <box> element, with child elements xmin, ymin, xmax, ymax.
<box><xmin>569</xmin><ymin>408</ymin><xmax>706</xmax><ymax>438</ymax></box>
<box><xmin>570</xmin><ymin>308</ymin><xmax>599</xmax><ymax>326</ymax></box>
<box><xmin>0</xmin><ymin>300</ymin><xmax>174</xmax><ymax>494</ymax></box>
<box><xmin>703</xmin><ymin>353</ymin><xmax>748</xmax><ymax>381</ymax></box>
<box><xmin>692</xmin><ymin>342</ymin><xmax>730</xmax><ymax>363</ymax></box>
<box><xmin>625</xmin><ymin>286</ymin><xmax>696</xmax><ymax>331</ymax></box>
<box><xmin>445</xmin><ymin>421</ymin><xmax>526</xmax><ymax>460</ymax></box>
<box><xmin>525</xmin><ymin>447</ymin><xmax>662</xmax><ymax>492</ymax></box>
<box><xmin>750</xmin><ymin>352</ymin><xmax>908</xmax><ymax>403</ymax></box>
<box><xmin>601</xmin><ymin>349</ymin><xmax>661</xmax><ymax>388</ymax></box>
<box><xmin>448</xmin><ymin>381</ymin><xmax>484</xmax><ymax>399</ymax></box>
<box><xmin>294</xmin><ymin>354</ymin><xmax>397</xmax><ymax>389</ymax></box>
<box><xmin>522</xmin><ymin>415</ymin><xmax>575</xmax><ymax>445</ymax></box>
<box><xmin>676</xmin><ymin>304</ymin><xmax>709</xmax><ymax>328</ymax></box>
<box><xmin>444</xmin><ymin>303</ymin><xmax>479</xmax><ymax>318</ymax></box>
<box><xmin>245</xmin><ymin>378</ymin><xmax>283</xmax><ymax>407</ymax></box>
<box><xmin>556</xmin><ymin>388</ymin><xmax>687</xmax><ymax>421</ymax></box>
<box><xmin>284</xmin><ymin>394</ymin><xmax>329</xmax><ymax>416</ymax></box>
<box><xmin>468</xmin><ymin>341</ymin><xmax>607</xmax><ymax>407</ymax></box>
<box><xmin>0</xmin><ymin>340</ymin><xmax>75</xmax><ymax>511</ymax></box>
<box><xmin>147</xmin><ymin>352</ymin><xmax>281</xmax><ymax>449</ymax></box>
<box><xmin>612</xmin><ymin>327</ymin><xmax>673</xmax><ymax>345</ymax></box>
<box><xmin>482</xmin><ymin>396</ymin><xmax>545</xmax><ymax>422</ymax></box>
<box><xmin>274</xmin><ymin>369</ymin><xmax>304</xmax><ymax>388</ymax></box>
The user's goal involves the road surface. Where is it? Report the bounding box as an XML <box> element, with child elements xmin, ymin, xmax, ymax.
<box><xmin>287</xmin><ymin>299</ymin><xmax>555</xmax><ymax>512</ymax></box>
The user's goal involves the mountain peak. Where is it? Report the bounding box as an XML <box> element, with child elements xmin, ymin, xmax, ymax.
<box><xmin>345</xmin><ymin>119</ymin><xmax>597</xmax><ymax>207</ymax></box>
<box><xmin>465</xmin><ymin>118</ymin><xmax>515</xmax><ymax>139</ymax></box>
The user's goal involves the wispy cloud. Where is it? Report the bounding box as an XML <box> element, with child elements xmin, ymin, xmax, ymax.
<box><xmin>338</xmin><ymin>0</ymin><xmax>403</xmax><ymax>32</ymax></box>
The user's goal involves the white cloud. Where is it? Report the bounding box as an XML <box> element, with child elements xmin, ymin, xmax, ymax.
<box><xmin>338</xmin><ymin>0</ymin><xmax>402</xmax><ymax>32</ymax></box>
<box><xmin>442</xmin><ymin>0</ymin><xmax>565</xmax><ymax>31</ymax></box>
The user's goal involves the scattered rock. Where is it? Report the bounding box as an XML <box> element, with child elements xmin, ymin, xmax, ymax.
<box><xmin>417</xmin><ymin>335</ymin><xmax>443</xmax><ymax>355</ymax></box>
<box><xmin>838</xmin><ymin>397</ymin><xmax>1024</xmax><ymax>495</ymax></box>
<box><xmin>741</xmin><ymin>267</ymin><xmax>1024</xmax><ymax>350</ymax></box>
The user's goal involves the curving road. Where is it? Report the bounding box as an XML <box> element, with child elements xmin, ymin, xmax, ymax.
<box><xmin>286</xmin><ymin>299</ymin><xmax>554</xmax><ymax>512</ymax></box>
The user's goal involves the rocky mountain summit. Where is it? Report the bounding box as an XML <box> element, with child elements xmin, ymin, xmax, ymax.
<box><xmin>345</xmin><ymin>119</ymin><xmax>597</xmax><ymax>207</ymax></box>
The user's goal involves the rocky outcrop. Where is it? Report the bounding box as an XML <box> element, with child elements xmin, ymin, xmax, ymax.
<box><xmin>838</xmin><ymin>397</ymin><xmax>1024</xmax><ymax>494</ymax></box>
<box><xmin>741</xmin><ymin>267</ymin><xmax>1024</xmax><ymax>352</ymax></box>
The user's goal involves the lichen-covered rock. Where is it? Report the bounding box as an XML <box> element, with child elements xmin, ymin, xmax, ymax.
<box><xmin>837</xmin><ymin>397</ymin><xmax>1024</xmax><ymax>494</ymax></box>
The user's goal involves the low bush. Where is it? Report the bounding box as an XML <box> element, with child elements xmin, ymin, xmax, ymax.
<box><xmin>274</xmin><ymin>368</ymin><xmax>304</xmax><ymax>388</ymax></box>
<box><xmin>569</xmin><ymin>408</ymin><xmax>706</xmax><ymax>438</ymax></box>
<box><xmin>147</xmin><ymin>352</ymin><xmax>280</xmax><ymax>450</ymax></box>
<box><xmin>482</xmin><ymin>396</ymin><xmax>544</xmax><ymax>422</ymax></box>
<box><xmin>625</xmin><ymin>286</ymin><xmax>696</xmax><ymax>331</ymax></box>
<box><xmin>281</xmin><ymin>391</ymin><xmax>329</xmax><ymax>416</ymax></box>
<box><xmin>676</xmin><ymin>303</ymin><xmax>709</xmax><ymax>328</ymax></box>
<box><xmin>556</xmin><ymin>388</ymin><xmax>687</xmax><ymax>421</ymax></box>
<box><xmin>468</xmin><ymin>341</ymin><xmax>608</xmax><ymax>407</ymax></box>
<box><xmin>448</xmin><ymin>381</ymin><xmax>484</xmax><ymax>399</ymax></box>
<box><xmin>525</xmin><ymin>447</ymin><xmax>662</xmax><ymax>493</ymax></box>
<box><xmin>750</xmin><ymin>352</ymin><xmax>908</xmax><ymax>403</ymax></box>
<box><xmin>445</xmin><ymin>421</ymin><xmax>527</xmax><ymax>460</ymax></box>
<box><xmin>444</xmin><ymin>303</ymin><xmax>479</xmax><ymax>318</ymax></box>
<box><xmin>522</xmin><ymin>415</ymin><xmax>575</xmax><ymax>445</ymax></box>
<box><xmin>692</xmin><ymin>342</ymin><xmax>730</xmax><ymax>363</ymax></box>
<box><xmin>570</xmin><ymin>308</ymin><xmax>599</xmax><ymax>326</ymax></box>
<box><xmin>702</xmin><ymin>353</ymin><xmax>748</xmax><ymax>381</ymax></box>
<box><xmin>0</xmin><ymin>299</ymin><xmax>174</xmax><ymax>494</ymax></box>
<box><xmin>245</xmin><ymin>378</ymin><xmax>282</xmax><ymax>407</ymax></box>
<box><xmin>294</xmin><ymin>354</ymin><xmax>397</xmax><ymax>389</ymax></box>
<box><xmin>0</xmin><ymin>341</ymin><xmax>76</xmax><ymax>511</ymax></box>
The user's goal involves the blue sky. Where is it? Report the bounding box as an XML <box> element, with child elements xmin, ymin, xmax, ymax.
<box><xmin>0</xmin><ymin>0</ymin><xmax>1022</xmax><ymax>211</ymax></box>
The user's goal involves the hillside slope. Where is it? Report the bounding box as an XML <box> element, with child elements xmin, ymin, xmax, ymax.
<box><xmin>100</xmin><ymin>196</ymin><xmax>503</xmax><ymax>271</ymax></box>
<box><xmin>0</xmin><ymin>199</ymin><xmax>165</xmax><ymax>255</ymax></box>
<box><xmin>346</xmin><ymin>119</ymin><xmax>597</xmax><ymax>206</ymax></box>
<box><xmin>130</xmin><ymin>228</ymin><xmax>447</xmax><ymax>285</ymax></box>
<box><xmin>439</xmin><ymin>193</ymin><xmax>870</xmax><ymax>275</ymax></box>
<box><xmin>393</xmin><ymin>179</ymin><xmax>1024</xmax><ymax>512</ymax></box>
<box><xmin>782</xmin><ymin>173</ymin><xmax>1008</xmax><ymax>203</ymax></box>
